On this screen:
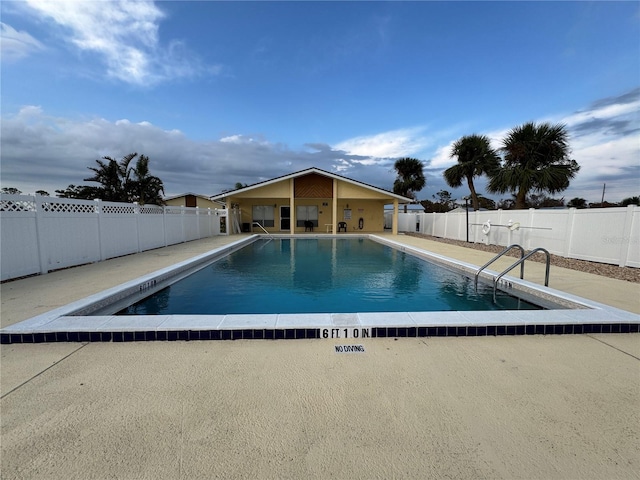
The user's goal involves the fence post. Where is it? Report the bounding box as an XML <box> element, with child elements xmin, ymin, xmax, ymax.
<box><xmin>471</xmin><ymin>210</ymin><xmax>477</xmax><ymax>243</ymax></box>
<box><xmin>162</xmin><ymin>206</ymin><xmax>168</xmax><ymax>247</ymax></box>
<box><xmin>443</xmin><ymin>212</ymin><xmax>448</xmax><ymax>239</ymax></box>
<box><xmin>563</xmin><ymin>208</ymin><xmax>576</xmax><ymax>258</ymax></box>
<box><xmin>618</xmin><ymin>205</ymin><xmax>636</xmax><ymax>267</ymax></box>
<box><xmin>196</xmin><ymin>207</ymin><xmax>201</xmax><ymax>239</ymax></box>
<box><xmin>133</xmin><ymin>202</ymin><xmax>141</xmax><ymax>253</ymax></box>
<box><xmin>95</xmin><ymin>199</ymin><xmax>106</xmax><ymax>261</ymax></box>
<box><xmin>34</xmin><ymin>195</ymin><xmax>49</xmax><ymax>274</ymax></box>
<box><xmin>181</xmin><ymin>207</ymin><xmax>186</xmax><ymax>243</ymax></box>
<box><xmin>527</xmin><ymin>208</ymin><xmax>536</xmax><ymax>250</ymax></box>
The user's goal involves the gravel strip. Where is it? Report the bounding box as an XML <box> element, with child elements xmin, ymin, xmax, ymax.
<box><xmin>406</xmin><ymin>233</ymin><xmax>640</xmax><ymax>284</ymax></box>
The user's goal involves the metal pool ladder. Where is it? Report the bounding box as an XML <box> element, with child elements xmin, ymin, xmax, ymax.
<box><xmin>252</xmin><ymin>222</ymin><xmax>272</xmax><ymax>237</ymax></box>
<box><xmin>473</xmin><ymin>244</ymin><xmax>551</xmax><ymax>302</ymax></box>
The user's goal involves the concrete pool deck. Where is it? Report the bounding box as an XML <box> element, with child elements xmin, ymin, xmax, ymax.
<box><xmin>2</xmin><ymin>234</ymin><xmax>639</xmax><ymax>479</ymax></box>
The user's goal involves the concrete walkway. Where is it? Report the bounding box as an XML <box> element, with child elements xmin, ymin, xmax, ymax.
<box><xmin>2</xmin><ymin>234</ymin><xmax>639</xmax><ymax>479</ymax></box>
<box><xmin>2</xmin><ymin>233</ymin><xmax>638</xmax><ymax>328</ymax></box>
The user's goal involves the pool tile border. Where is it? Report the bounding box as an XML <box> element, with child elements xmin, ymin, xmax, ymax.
<box><xmin>2</xmin><ymin>322</ymin><xmax>638</xmax><ymax>344</ymax></box>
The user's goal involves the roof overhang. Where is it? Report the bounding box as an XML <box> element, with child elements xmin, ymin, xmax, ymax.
<box><xmin>210</xmin><ymin>167</ymin><xmax>413</xmax><ymax>203</ymax></box>
<box><xmin>164</xmin><ymin>192</ymin><xmax>214</xmax><ymax>201</ymax></box>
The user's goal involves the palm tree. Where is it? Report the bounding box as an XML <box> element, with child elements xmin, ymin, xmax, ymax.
<box><xmin>131</xmin><ymin>154</ymin><xmax>165</xmax><ymax>205</ymax></box>
<box><xmin>444</xmin><ymin>134</ymin><xmax>500</xmax><ymax>211</ymax></box>
<box><xmin>393</xmin><ymin>157</ymin><xmax>426</xmax><ymax>198</ymax></box>
<box><xmin>84</xmin><ymin>157</ymin><xmax>121</xmax><ymax>201</ymax></box>
<box><xmin>84</xmin><ymin>153</ymin><xmax>164</xmax><ymax>204</ymax></box>
<box><xmin>487</xmin><ymin>122</ymin><xmax>580</xmax><ymax>209</ymax></box>
<box><xmin>393</xmin><ymin>157</ymin><xmax>425</xmax><ymax>212</ymax></box>
<box><xmin>85</xmin><ymin>153</ymin><xmax>137</xmax><ymax>202</ymax></box>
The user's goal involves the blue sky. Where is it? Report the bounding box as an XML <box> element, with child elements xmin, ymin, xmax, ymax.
<box><xmin>1</xmin><ymin>0</ymin><xmax>639</xmax><ymax>204</ymax></box>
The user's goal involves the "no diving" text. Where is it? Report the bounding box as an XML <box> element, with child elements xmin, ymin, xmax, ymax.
<box><xmin>335</xmin><ymin>345</ymin><xmax>366</xmax><ymax>353</ymax></box>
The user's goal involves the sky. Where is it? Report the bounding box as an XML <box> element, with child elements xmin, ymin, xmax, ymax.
<box><xmin>1</xmin><ymin>0</ymin><xmax>639</xmax><ymax>205</ymax></box>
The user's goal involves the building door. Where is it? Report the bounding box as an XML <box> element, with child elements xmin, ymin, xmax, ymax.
<box><xmin>280</xmin><ymin>206</ymin><xmax>290</xmax><ymax>230</ymax></box>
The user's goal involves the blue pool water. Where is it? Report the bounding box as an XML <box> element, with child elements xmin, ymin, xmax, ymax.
<box><xmin>120</xmin><ymin>238</ymin><xmax>541</xmax><ymax>315</ymax></box>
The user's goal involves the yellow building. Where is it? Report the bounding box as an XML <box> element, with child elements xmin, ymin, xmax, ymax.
<box><xmin>210</xmin><ymin>167</ymin><xmax>412</xmax><ymax>235</ymax></box>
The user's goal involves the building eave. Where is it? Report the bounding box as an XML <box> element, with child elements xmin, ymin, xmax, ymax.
<box><xmin>209</xmin><ymin>167</ymin><xmax>413</xmax><ymax>203</ymax></box>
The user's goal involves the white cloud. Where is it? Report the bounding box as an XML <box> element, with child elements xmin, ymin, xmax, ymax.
<box><xmin>20</xmin><ymin>0</ymin><xmax>219</xmax><ymax>85</ymax></box>
<box><xmin>220</xmin><ymin>135</ymin><xmax>270</xmax><ymax>146</ymax></box>
<box><xmin>571</xmin><ymin>135</ymin><xmax>639</xmax><ymax>177</ymax></box>
<box><xmin>0</xmin><ymin>22</ymin><xmax>44</xmax><ymax>60</ymax></box>
<box><xmin>1</xmin><ymin>87</ymin><xmax>638</xmax><ymax>203</ymax></box>
<box><xmin>428</xmin><ymin>144</ymin><xmax>454</xmax><ymax>169</ymax></box>
<box><xmin>0</xmin><ymin>106</ymin><xmax>400</xmax><ymax>197</ymax></box>
<box><xmin>334</xmin><ymin>126</ymin><xmax>431</xmax><ymax>159</ymax></box>
<box><xmin>560</xmin><ymin>99</ymin><xmax>640</xmax><ymax>129</ymax></box>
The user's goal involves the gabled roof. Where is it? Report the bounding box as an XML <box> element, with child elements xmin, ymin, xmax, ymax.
<box><xmin>164</xmin><ymin>192</ymin><xmax>226</xmax><ymax>207</ymax></box>
<box><xmin>164</xmin><ymin>192</ymin><xmax>214</xmax><ymax>201</ymax></box>
<box><xmin>210</xmin><ymin>167</ymin><xmax>413</xmax><ymax>203</ymax></box>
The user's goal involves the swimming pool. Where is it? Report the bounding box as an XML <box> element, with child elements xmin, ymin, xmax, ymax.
<box><xmin>2</xmin><ymin>234</ymin><xmax>638</xmax><ymax>343</ymax></box>
<box><xmin>120</xmin><ymin>238</ymin><xmax>541</xmax><ymax>315</ymax></box>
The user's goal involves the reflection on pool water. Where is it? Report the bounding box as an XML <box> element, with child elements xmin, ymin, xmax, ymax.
<box><xmin>120</xmin><ymin>238</ymin><xmax>542</xmax><ymax>315</ymax></box>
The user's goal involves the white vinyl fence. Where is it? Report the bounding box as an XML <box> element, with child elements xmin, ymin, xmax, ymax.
<box><xmin>391</xmin><ymin>206</ymin><xmax>640</xmax><ymax>268</ymax></box>
<box><xmin>0</xmin><ymin>195</ymin><xmax>228</xmax><ymax>281</ymax></box>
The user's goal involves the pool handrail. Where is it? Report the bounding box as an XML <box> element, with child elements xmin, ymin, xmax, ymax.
<box><xmin>474</xmin><ymin>244</ymin><xmax>525</xmax><ymax>291</ymax></box>
<box><xmin>252</xmin><ymin>222</ymin><xmax>272</xmax><ymax>236</ymax></box>
<box><xmin>493</xmin><ymin>247</ymin><xmax>551</xmax><ymax>302</ymax></box>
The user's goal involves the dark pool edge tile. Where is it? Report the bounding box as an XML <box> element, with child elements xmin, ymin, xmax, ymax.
<box><xmin>1</xmin><ymin>323</ymin><xmax>639</xmax><ymax>343</ymax></box>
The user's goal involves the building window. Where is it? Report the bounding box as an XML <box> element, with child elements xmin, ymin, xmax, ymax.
<box><xmin>296</xmin><ymin>205</ymin><xmax>318</xmax><ymax>227</ymax></box>
<box><xmin>252</xmin><ymin>205</ymin><xmax>275</xmax><ymax>227</ymax></box>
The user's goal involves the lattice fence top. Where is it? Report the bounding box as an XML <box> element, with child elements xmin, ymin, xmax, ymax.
<box><xmin>1</xmin><ymin>195</ymin><xmax>227</xmax><ymax>217</ymax></box>
<box><xmin>102</xmin><ymin>204</ymin><xmax>136</xmax><ymax>214</ymax></box>
<box><xmin>139</xmin><ymin>205</ymin><xmax>164</xmax><ymax>214</ymax></box>
<box><xmin>41</xmin><ymin>201</ymin><xmax>97</xmax><ymax>214</ymax></box>
<box><xmin>0</xmin><ymin>198</ymin><xmax>37</xmax><ymax>212</ymax></box>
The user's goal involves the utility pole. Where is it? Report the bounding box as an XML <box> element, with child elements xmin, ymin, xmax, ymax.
<box><xmin>601</xmin><ymin>183</ymin><xmax>606</xmax><ymax>207</ymax></box>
